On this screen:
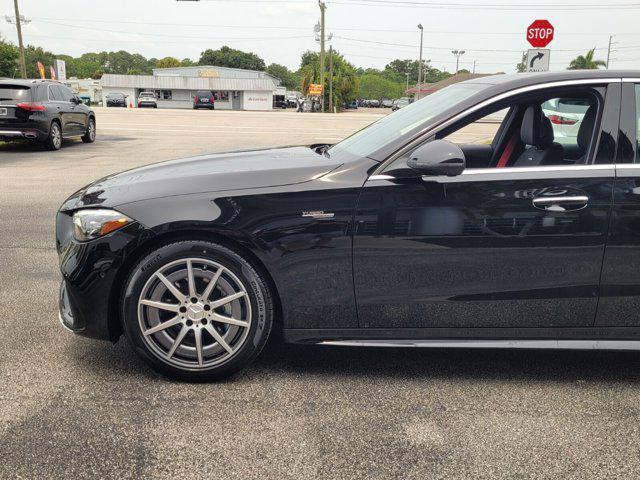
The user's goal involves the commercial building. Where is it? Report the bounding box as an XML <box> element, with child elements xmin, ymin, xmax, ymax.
<box><xmin>100</xmin><ymin>66</ymin><xmax>282</xmax><ymax>110</ymax></box>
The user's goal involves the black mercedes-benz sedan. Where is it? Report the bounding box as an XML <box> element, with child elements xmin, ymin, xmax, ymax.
<box><xmin>57</xmin><ymin>70</ymin><xmax>640</xmax><ymax>380</ymax></box>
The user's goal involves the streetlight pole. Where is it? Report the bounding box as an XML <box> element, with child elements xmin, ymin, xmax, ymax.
<box><xmin>319</xmin><ymin>0</ymin><xmax>326</xmax><ymax>112</ymax></box>
<box><xmin>452</xmin><ymin>49</ymin><xmax>465</xmax><ymax>74</ymax></box>
<box><xmin>13</xmin><ymin>0</ymin><xmax>27</xmax><ymax>78</ymax></box>
<box><xmin>417</xmin><ymin>24</ymin><xmax>424</xmax><ymax>100</ymax></box>
<box><xmin>606</xmin><ymin>35</ymin><xmax>614</xmax><ymax>69</ymax></box>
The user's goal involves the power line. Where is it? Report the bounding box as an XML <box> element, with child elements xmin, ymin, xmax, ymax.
<box><xmin>328</xmin><ymin>0</ymin><xmax>640</xmax><ymax>10</ymax></box>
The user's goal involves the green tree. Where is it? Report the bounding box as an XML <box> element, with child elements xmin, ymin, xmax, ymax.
<box><xmin>198</xmin><ymin>46</ymin><xmax>265</xmax><ymax>71</ymax></box>
<box><xmin>299</xmin><ymin>50</ymin><xmax>359</xmax><ymax>110</ymax></box>
<box><xmin>0</xmin><ymin>37</ymin><xmax>19</xmax><ymax>78</ymax></box>
<box><xmin>181</xmin><ymin>58</ymin><xmax>196</xmax><ymax>67</ymax></box>
<box><xmin>358</xmin><ymin>73</ymin><xmax>404</xmax><ymax>100</ymax></box>
<box><xmin>155</xmin><ymin>56</ymin><xmax>181</xmax><ymax>69</ymax></box>
<box><xmin>568</xmin><ymin>48</ymin><xmax>606</xmax><ymax>70</ymax></box>
<box><xmin>516</xmin><ymin>53</ymin><xmax>527</xmax><ymax>73</ymax></box>
<box><xmin>265</xmin><ymin>63</ymin><xmax>299</xmax><ymax>90</ymax></box>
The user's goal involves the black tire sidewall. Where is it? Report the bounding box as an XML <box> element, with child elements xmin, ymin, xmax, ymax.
<box><xmin>121</xmin><ymin>240</ymin><xmax>273</xmax><ymax>381</ymax></box>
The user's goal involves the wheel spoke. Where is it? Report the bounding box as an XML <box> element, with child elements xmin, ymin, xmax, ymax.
<box><xmin>204</xmin><ymin>324</ymin><xmax>233</xmax><ymax>354</ymax></box>
<box><xmin>143</xmin><ymin>316</ymin><xmax>181</xmax><ymax>336</ymax></box>
<box><xmin>167</xmin><ymin>325</ymin><xmax>188</xmax><ymax>358</ymax></box>
<box><xmin>209</xmin><ymin>291</ymin><xmax>247</xmax><ymax>310</ymax></box>
<box><xmin>186</xmin><ymin>259</ymin><xmax>197</xmax><ymax>298</ymax></box>
<box><xmin>156</xmin><ymin>272</ymin><xmax>186</xmax><ymax>302</ymax></box>
<box><xmin>211</xmin><ymin>313</ymin><xmax>249</xmax><ymax>328</ymax></box>
<box><xmin>140</xmin><ymin>299</ymin><xmax>181</xmax><ymax>313</ymax></box>
<box><xmin>194</xmin><ymin>328</ymin><xmax>204</xmax><ymax>366</ymax></box>
<box><xmin>201</xmin><ymin>268</ymin><xmax>223</xmax><ymax>301</ymax></box>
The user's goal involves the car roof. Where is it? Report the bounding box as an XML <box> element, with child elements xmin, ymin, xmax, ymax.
<box><xmin>461</xmin><ymin>70</ymin><xmax>640</xmax><ymax>88</ymax></box>
<box><xmin>0</xmin><ymin>79</ymin><xmax>61</xmax><ymax>86</ymax></box>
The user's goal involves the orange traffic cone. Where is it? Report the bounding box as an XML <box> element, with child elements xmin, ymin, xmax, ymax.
<box><xmin>129</xmin><ymin>100</ymin><xmax>133</xmax><ymax>108</ymax></box>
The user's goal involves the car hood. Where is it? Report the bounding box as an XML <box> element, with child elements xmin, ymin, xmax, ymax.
<box><xmin>60</xmin><ymin>146</ymin><xmax>341</xmax><ymax>211</ymax></box>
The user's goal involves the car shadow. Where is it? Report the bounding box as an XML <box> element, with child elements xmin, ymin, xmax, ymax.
<box><xmin>65</xmin><ymin>334</ymin><xmax>640</xmax><ymax>385</ymax></box>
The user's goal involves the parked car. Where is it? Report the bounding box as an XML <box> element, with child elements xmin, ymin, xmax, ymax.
<box><xmin>105</xmin><ymin>92</ymin><xmax>127</xmax><ymax>107</ymax></box>
<box><xmin>381</xmin><ymin>99</ymin><xmax>393</xmax><ymax>108</ymax></box>
<box><xmin>57</xmin><ymin>70</ymin><xmax>638</xmax><ymax>381</ymax></box>
<box><xmin>344</xmin><ymin>100</ymin><xmax>358</xmax><ymax>109</ymax></box>
<box><xmin>193</xmin><ymin>90</ymin><xmax>215</xmax><ymax>110</ymax></box>
<box><xmin>392</xmin><ymin>97</ymin><xmax>411</xmax><ymax>111</ymax></box>
<box><xmin>273</xmin><ymin>95</ymin><xmax>287</xmax><ymax>109</ymax></box>
<box><xmin>137</xmin><ymin>91</ymin><xmax>157</xmax><ymax>108</ymax></box>
<box><xmin>368</xmin><ymin>99</ymin><xmax>380</xmax><ymax>108</ymax></box>
<box><xmin>0</xmin><ymin>79</ymin><xmax>95</xmax><ymax>150</ymax></box>
<box><xmin>542</xmin><ymin>98</ymin><xmax>589</xmax><ymax>144</ymax></box>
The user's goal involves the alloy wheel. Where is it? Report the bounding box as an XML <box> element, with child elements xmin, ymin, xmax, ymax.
<box><xmin>88</xmin><ymin>119</ymin><xmax>96</xmax><ymax>141</ymax></box>
<box><xmin>51</xmin><ymin>123</ymin><xmax>61</xmax><ymax>149</ymax></box>
<box><xmin>137</xmin><ymin>258</ymin><xmax>252</xmax><ymax>369</ymax></box>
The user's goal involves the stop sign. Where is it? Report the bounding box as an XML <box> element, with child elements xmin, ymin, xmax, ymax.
<box><xmin>527</xmin><ymin>19</ymin><xmax>554</xmax><ymax>48</ymax></box>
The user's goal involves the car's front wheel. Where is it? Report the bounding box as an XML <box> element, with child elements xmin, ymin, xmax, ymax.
<box><xmin>121</xmin><ymin>241</ymin><xmax>274</xmax><ymax>381</ymax></box>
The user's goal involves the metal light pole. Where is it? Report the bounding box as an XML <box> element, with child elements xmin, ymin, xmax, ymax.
<box><xmin>417</xmin><ymin>24</ymin><xmax>424</xmax><ymax>100</ymax></box>
<box><xmin>329</xmin><ymin>45</ymin><xmax>333</xmax><ymax>112</ymax></box>
<box><xmin>405</xmin><ymin>72</ymin><xmax>409</xmax><ymax>93</ymax></box>
<box><xmin>319</xmin><ymin>0</ymin><xmax>326</xmax><ymax>112</ymax></box>
<box><xmin>13</xmin><ymin>0</ymin><xmax>27</xmax><ymax>78</ymax></box>
<box><xmin>452</xmin><ymin>49</ymin><xmax>465</xmax><ymax>74</ymax></box>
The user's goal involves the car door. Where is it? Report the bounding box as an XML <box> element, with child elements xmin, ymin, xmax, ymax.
<box><xmin>596</xmin><ymin>81</ymin><xmax>640</xmax><ymax>327</ymax></box>
<box><xmin>58</xmin><ymin>85</ymin><xmax>86</xmax><ymax>134</ymax></box>
<box><xmin>49</xmin><ymin>84</ymin><xmax>75</xmax><ymax>135</ymax></box>
<box><xmin>353</xmin><ymin>82</ymin><xmax>619</xmax><ymax>330</ymax></box>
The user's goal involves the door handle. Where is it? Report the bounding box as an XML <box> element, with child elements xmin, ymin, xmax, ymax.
<box><xmin>532</xmin><ymin>195</ymin><xmax>589</xmax><ymax>212</ymax></box>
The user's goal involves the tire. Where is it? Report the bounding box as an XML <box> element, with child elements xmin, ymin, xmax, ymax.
<box><xmin>44</xmin><ymin>121</ymin><xmax>62</xmax><ymax>150</ymax></box>
<box><xmin>81</xmin><ymin>116</ymin><xmax>96</xmax><ymax>143</ymax></box>
<box><xmin>121</xmin><ymin>240</ymin><xmax>274</xmax><ymax>381</ymax></box>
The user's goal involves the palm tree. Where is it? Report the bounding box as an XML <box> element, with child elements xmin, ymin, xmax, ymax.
<box><xmin>568</xmin><ymin>48</ymin><xmax>607</xmax><ymax>70</ymax></box>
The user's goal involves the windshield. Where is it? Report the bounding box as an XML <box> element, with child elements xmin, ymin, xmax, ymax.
<box><xmin>330</xmin><ymin>82</ymin><xmax>489</xmax><ymax>158</ymax></box>
<box><xmin>0</xmin><ymin>86</ymin><xmax>31</xmax><ymax>102</ymax></box>
<box><xmin>107</xmin><ymin>93</ymin><xmax>124</xmax><ymax>98</ymax></box>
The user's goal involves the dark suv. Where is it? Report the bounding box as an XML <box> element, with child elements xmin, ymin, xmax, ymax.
<box><xmin>0</xmin><ymin>79</ymin><xmax>95</xmax><ymax>150</ymax></box>
<box><xmin>193</xmin><ymin>90</ymin><xmax>215</xmax><ymax>110</ymax></box>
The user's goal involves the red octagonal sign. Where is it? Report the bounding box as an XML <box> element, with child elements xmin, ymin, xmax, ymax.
<box><xmin>527</xmin><ymin>19</ymin><xmax>554</xmax><ymax>48</ymax></box>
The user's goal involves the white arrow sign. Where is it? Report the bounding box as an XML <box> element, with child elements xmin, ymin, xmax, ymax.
<box><xmin>526</xmin><ymin>49</ymin><xmax>550</xmax><ymax>72</ymax></box>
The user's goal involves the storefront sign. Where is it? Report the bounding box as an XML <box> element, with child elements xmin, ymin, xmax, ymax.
<box><xmin>308</xmin><ymin>84</ymin><xmax>323</xmax><ymax>96</ymax></box>
<box><xmin>198</xmin><ymin>68</ymin><xmax>219</xmax><ymax>78</ymax></box>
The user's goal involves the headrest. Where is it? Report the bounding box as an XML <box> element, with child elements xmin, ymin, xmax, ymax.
<box><xmin>520</xmin><ymin>105</ymin><xmax>554</xmax><ymax>149</ymax></box>
<box><xmin>577</xmin><ymin>105</ymin><xmax>596</xmax><ymax>153</ymax></box>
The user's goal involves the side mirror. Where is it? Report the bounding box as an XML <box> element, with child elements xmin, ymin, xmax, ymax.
<box><xmin>407</xmin><ymin>140</ymin><xmax>466</xmax><ymax>177</ymax></box>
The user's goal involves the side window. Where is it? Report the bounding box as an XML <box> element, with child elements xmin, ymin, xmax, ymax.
<box><xmin>58</xmin><ymin>85</ymin><xmax>75</xmax><ymax>102</ymax></box>
<box><xmin>48</xmin><ymin>85</ymin><xmax>63</xmax><ymax>101</ymax></box>
<box><xmin>438</xmin><ymin>90</ymin><xmax>599</xmax><ymax>169</ymax></box>
<box><xmin>443</xmin><ymin>108</ymin><xmax>509</xmax><ymax>146</ymax></box>
<box><xmin>542</xmin><ymin>98</ymin><xmax>591</xmax><ymax>151</ymax></box>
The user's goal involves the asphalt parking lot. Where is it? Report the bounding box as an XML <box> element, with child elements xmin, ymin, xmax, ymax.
<box><xmin>2</xmin><ymin>107</ymin><xmax>640</xmax><ymax>479</ymax></box>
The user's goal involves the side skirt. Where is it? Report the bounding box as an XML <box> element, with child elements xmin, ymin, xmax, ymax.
<box><xmin>283</xmin><ymin>327</ymin><xmax>640</xmax><ymax>350</ymax></box>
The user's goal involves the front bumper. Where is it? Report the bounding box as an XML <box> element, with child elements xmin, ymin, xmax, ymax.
<box><xmin>56</xmin><ymin>210</ymin><xmax>151</xmax><ymax>340</ymax></box>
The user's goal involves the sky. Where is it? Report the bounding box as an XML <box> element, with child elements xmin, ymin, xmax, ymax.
<box><xmin>1</xmin><ymin>0</ymin><xmax>639</xmax><ymax>74</ymax></box>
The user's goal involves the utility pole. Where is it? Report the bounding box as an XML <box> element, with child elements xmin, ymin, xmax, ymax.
<box><xmin>472</xmin><ymin>60</ymin><xmax>476</xmax><ymax>74</ymax></box>
<box><xmin>319</xmin><ymin>1</ymin><xmax>326</xmax><ymax>112</ymax></box>
<box><xmin>13</xmin><ymin>0</ymin><xmax>27</xmax><ymax>78</ymax></box>
<box><xmin>329</xmin><ymin>45</ymin><xmax>333</xmax><ymax>112</ymax></box>
<box><xmin>606</xmin><ymin>35</ymin><xmax>613</xmax><ymax>69</ymax></box>
<box><xmin>452</xmin><ymin>49</ymin><xmax>465</xmax><ymax>74</ymax></box>
<box><xmin>406</xmin><ymin>72</ymin><xmax>409</xmax><ymax>93</ymax></box>
<box><xmin>417</xmin><ymin>24</ymin><xmax>424</xmax><ymax>100</ymax></box>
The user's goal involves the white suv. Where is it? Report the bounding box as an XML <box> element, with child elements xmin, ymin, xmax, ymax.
<box><xmin>137</xmin><ymin>91</ymin><xmax>157</xmax><ymax>108</ymax></box>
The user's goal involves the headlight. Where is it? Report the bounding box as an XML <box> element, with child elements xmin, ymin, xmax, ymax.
<box><xmin>72</xmin><ymin>209</ymin><xmax>133</xmax><ymax>242</ymax></box>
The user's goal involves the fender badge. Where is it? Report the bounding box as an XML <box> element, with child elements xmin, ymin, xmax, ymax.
<box><xmin>302</xmin><ymin>211</ymin><xmax>335</xmax><ymax>219</ymax></box>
